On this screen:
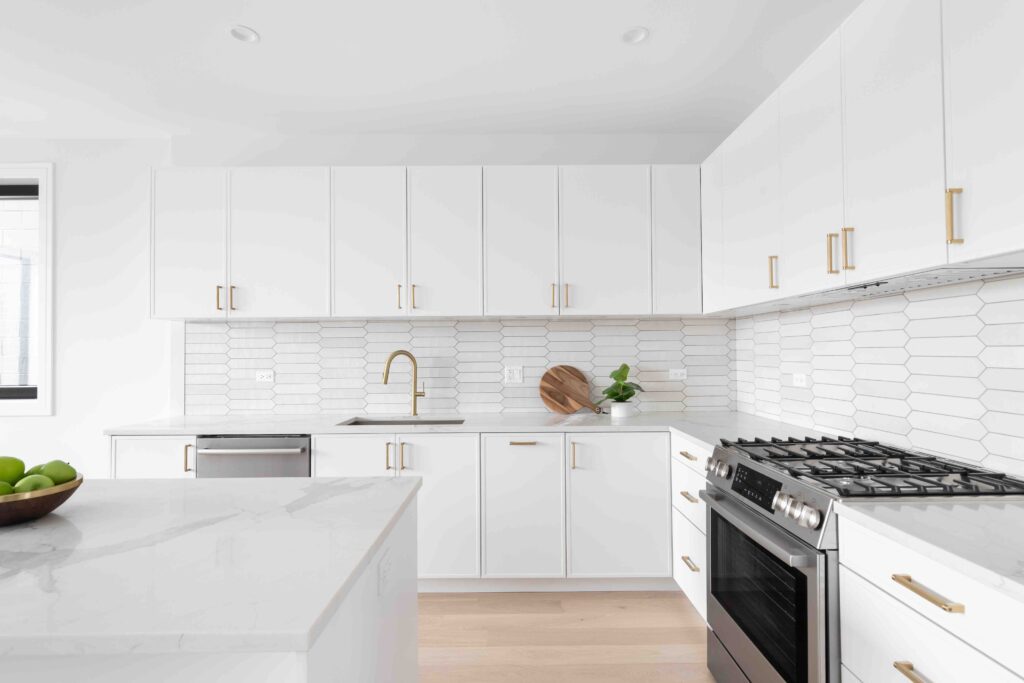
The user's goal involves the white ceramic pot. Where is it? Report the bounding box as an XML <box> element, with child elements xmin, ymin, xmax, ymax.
<box><xmin>609</xmin><ymin>402</ymin><xmax>634</xmax><ymax>419</ymax></box>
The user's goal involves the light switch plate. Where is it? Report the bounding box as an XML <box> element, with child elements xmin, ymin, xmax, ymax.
<box><xmin>792</xmin><ymin>373</ymin><xmax>808</xmax><ymax>388</ymax></box>
<box><xmin>669</xmin><ymin>368</ymin><xmax>688</xmax><ymax>380</ymax></box>
<box><xmin>503</xmin><ymin>366</ymin><xmax>524</xmax><ymax>384</ymax></box>
<box><xmin>255</xmin><ymin>370</ymin><xmax>275</xmax><ymax>384</ymax></box>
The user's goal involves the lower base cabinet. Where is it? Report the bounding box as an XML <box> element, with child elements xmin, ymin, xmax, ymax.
<box><xmin>112</xmin><ymin>436</ymin><xmax>196</xmax><ymax>479</ymax></box>
<box><xmin>566</xmin><ymin>433</ymin><xmax>671</xmax><ymax>577</ymax></box>
<box><xmin>672</xmin><ymin>509</ymin><xmax>707</xmax><ymax>621</ymax></box>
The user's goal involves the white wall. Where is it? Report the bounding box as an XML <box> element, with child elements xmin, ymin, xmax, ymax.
<box><xmin>0</xmin><ymin>139</ymin><xmax>177</xmax><ymax>478</ymax></box>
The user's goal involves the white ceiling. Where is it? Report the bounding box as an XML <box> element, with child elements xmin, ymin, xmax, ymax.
<box><xmin>0</xmin><ymin>0</ymin><xmax>862</xmax><ymax>139</ymax></box>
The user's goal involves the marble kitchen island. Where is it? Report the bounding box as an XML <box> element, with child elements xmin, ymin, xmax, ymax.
<box><xmin>0</xmin><ymin>477</ymin><xmax>420</xmax><ymax>683</ymax></box>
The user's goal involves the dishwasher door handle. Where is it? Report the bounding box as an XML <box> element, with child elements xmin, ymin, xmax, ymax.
<box><xmin>196</xmin><ymin>447</ymin><xmax>307</xmax><ymax>456</ymax></box>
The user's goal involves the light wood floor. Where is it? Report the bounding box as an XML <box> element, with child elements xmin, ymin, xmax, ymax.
<box><xmin>418</xmin><ymin>591</ymin><xmax>714</xmax><ymax>683</ymax></box>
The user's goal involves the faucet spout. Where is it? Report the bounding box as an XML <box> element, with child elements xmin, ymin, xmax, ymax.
<box><xmin>382</xmin><ymin>349</ymin><xmax>426</xmax><ymax>417</ymax></box>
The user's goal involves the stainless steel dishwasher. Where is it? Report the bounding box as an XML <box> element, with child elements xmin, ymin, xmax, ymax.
<box><xmin>195</xmin><ymin>435</ymin><xmax>311</xmax><ymax>478</ymax></box>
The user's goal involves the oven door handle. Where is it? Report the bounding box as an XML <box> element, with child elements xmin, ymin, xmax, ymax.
<box><xmin>700</xmin><ymin>489</ymin><xmax>820</xmax><ymax>568</ymax></box>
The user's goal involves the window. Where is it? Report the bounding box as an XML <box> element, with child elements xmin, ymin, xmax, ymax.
<box><xmin>0</xmin><ymin>164</ymin><xmax>52</xmax><ymax>415</ymax></box>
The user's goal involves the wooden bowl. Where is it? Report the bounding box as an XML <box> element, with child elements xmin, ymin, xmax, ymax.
<box><xmin>0</xmin><ymin>474</ymin><xmax>83</xmax><ymax>526</ymax></box>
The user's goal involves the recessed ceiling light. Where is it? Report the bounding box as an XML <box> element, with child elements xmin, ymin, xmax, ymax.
<box><xmin>622</xmin><ymin>26</ymin><xmax>650</xmax><ymax>45</ymax></box>
<box><xmin>229</xmin><ymin>25</ymin><xmax>260</xmax><ymax>43</ymax></box>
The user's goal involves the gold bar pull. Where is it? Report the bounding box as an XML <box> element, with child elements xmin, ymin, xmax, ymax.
<box><xmin>509</xmin><ymin>441</ymin><xmax>538</xmax><ymax>446</ymax></box>
<box><xmin>893</xmin><ymin>661</ymin><xmax>926</xmax><ymax>683</ymax></box>
<box><xmin>768</xmin><ymin>255</ymin><xmax>779</xmax><ymax>289</ymax></box>
<box><xmin>946</xmin><ymin>187</ymin><xmax>964</xmax><ymax>244</ymax></box>
<box><xmin>411</xmin><ymin>284</ymin><xmax>417</xmax><ymax>309</ymax></box>
<box><xmin>229</xmin><ymin>285</ymin><xmax>237</xmax><ymax>311</ymax></box>
<box><xmin>891</xmin><ymin>574</ymin><xmax>965</xmax><ymax>613</ymax></box>
<box><xmin>679</xmin><ymin>491</ymin><xmax>698</xmax><ymax>504</ymax></box>
<box><xmin>183</xmin><ymin>444</ymin><xmax>192</xmax><ymax>472</ymax></box>
<box><xmin>679</xmin><ymin>450</ymin><xmax>697</xmax><ymax>462</ymax></box>
<box><xmin>385</xmin><ymin>442</ymin><xmax>393</xmax><ymax>471</ymax></box>
<box><xmin>399</xmin><ymin>442</ymin><xmax>408</xmax><ymax>470</ymax></box>
<box><xmin>681</xmin><ymin>556</ymin><xmax>700</xmax><ymax>573</ymax></box>
<box><xmin>827</xmin><ymin>233</ymin><xmax>839</xmax><ymax>274</ymax></box>
<box><xmin>564</xmin><ymin>283</ymin><xmax>570</xmax><ymax>308</ymax></box>
<box><xmin>551</xmin><ymin>283</ymin><xmax>556</xmax><ymax>309</ymax></box>
<box><xmin>215</xmin><ymin>286</ymin><xmax>224</xmax><ymax>311</ymax></box>
<box><xmin>571</xmin><ymin>442</ymin><xmax>577</xmax><ymax>469</ymax></box>
<box><xmin>841</xmin><ymin>227</ymin><xmax>855</xmax><ymax>270</ymax></box>
<box><xmin>397</xmin><ymin>284</ymin><xmax>402</xmax><ymax>310</ymax></box>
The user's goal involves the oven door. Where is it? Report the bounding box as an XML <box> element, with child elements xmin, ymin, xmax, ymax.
<box><xmin>701</xmin><ymin>487</ymin><xmax>830</xmax><ymax>683</ymax></box>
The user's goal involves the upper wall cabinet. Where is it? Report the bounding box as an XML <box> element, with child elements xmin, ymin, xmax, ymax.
<box><xmin>841</xmin><ymin>0</ymin><xmax>946</xmax><ymax>285</ymax></box>
<box><xmin>700</xmin><ymin>150</ymin><xmax>725</xmax><ymax>314</ymax></box>
<box><xmin>652</xmin><ymin>165</ymin><xmax>702</xmax><ymax>315</ymax></box>
<box><xmin>780</xmin><ymin>31</ymin><xmax>846</xmax><ymax>298</ymax></box>
<box><xmin>152</xmin><ymin>168</ymin><xmax>227</xmax><ymax>319</ymax></box>
<box><xmin>942</xmin><ymin>0</ymin><xmax>1024</xmax><ymax>263</ymax></box>
<box><xmin>483</xmin><ymin>166</ymin><xmax>559</xmax><ymax>316</ymax></box>
<box><xmin>407</xmin><ymin>166</ymin><xmax>483</xmax><ymax>317</ymax></box>
<box><xmin>229</xmin><ymin>168</ymin><xmax>331</xmax><ymax>318</ymax></box>
<box><xmin>332</xmin><ymin>167</ymin><xmax>408</xmax><ymax>316</ymax></box>
<box><xmin>560</xmin><ymin>166</ymin><xmax>651</xmax><ymax>316</ymax></box>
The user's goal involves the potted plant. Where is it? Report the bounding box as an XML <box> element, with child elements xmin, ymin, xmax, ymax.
<box><xmin>598</xmin><ymin>363</ymin><xmax>644</xmax><ymax>418</ymax></box>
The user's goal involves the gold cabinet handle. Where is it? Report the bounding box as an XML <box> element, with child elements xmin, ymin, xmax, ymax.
<box><xmin>183</xmin><ymin>444</ymin><xmax>193</xmax><ymax>472</ymax></box>
<box><xmin>679</xmin><ymin>491</ymin><xmax>698</xmax><ymax>504</ymax></box>
<box><xmin>509</xmin><ymin>441</ymin><xmax>538</xmax><ymax>446</ymax></box>
<box><xmin>564</xmin><ymin>283</ymin><xmax>570</xmax><ymax>308</ymax></box>
<box><xmin>215</xmin><ymin>286</ymin><xmax>224</xmax><ymax>311</ymax></box>
<box><xmin>768</xmin><ymin>255</ymin><xmax>779</xmax><ymax>289</ymax></box>
<box><xmin>551</xmin><ymin>283</ymin><xmax>556</xmax><ymax>309</ymax></box>
<box><xmin>411</xmin><ymin>284</ymin><xmax>417</xmax><ymax>309</ymax></box>
<box><xmin>891</xmin><ymin>574</ymin><xmax>965</xmax><ymax>613</ymax></box>
<box><xmin>679</xmin><ymin>450</ymin><xmax>697</xmax><ymax>462</ymax></box>
<box><xmin>571</xmin><ymin>441</ymin><xmax>577</xmax><ymax>469</ymax></box>
<box><xmin>841</xmin><ymin>227</ymin><xmax>855</xmax><ymax>270</ymax></box>
<box><xmin>681</xmin><ymin>555</ymin><xmax>700</xmax><ymax>573</ymax></box>
<box><xmin>893</xmin><ymin>661</ymin><xmax>926</xmax><ymax>683</ymax></box>
<box><xmin>399</xmin><ymin>442</ymin><xmax>407</xmax><ymax>470</ymax></box>
<box><xmin>385</xmin><ymin>442</ymin><xmax>393</xmax><ymax>471</ymax></box>
<box><xmin>826</xmin><ymin>233</ymin><xmax>839</xmax><ymax>274</ymax></box>
<box><xmin>229</xmin><ymin>285</ymin><xmax>237</xmax><ymax>311</ymax></box>
<box><xmin>397</xmin><ymin>284</ymin><xmax>402</xmax><ymax>310</ymax></box>
<box><xmin>946</xmin><ymin>187</ymin><xmax>964</xmax><ymax>244</ymax></box>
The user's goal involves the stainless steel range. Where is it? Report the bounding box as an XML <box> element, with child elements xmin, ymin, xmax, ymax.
<box><xmin>700</xmin><ymin>436</ymin><xmax>1024</xmax><ymax>683</ymax></box>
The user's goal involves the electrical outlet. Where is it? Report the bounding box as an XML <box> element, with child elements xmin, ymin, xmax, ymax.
<box><xmin>503</xmin><ymin>366</ymin><xmax>524</xmax><ymax>384</ymax></box>
<box><xmin>669</xmin><ymin>368</ymin><xmax>688</xmax><ymax>381</ymax></box>
<box><xmin>792</xmin><ymin>373</ymin><xmax>808</xmax><ymax>388</ymax></box>
<box><xmin>255</xmin><ymin>370</ymin><xmax>274</xmax><ymax>384</ymax></box>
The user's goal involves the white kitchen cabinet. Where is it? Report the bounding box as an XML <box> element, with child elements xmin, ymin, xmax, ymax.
<box><xmin>780</xmin><ymin>31</ymin><xmax>847</xmax><ymax>297</ymax></box>
<box><xmin>481</xmin><ymin>434</ymin><xmax>564</xmax><ymax>578</ymax></box>
<box><xmin>652</xmin><ymin>165</ymin><xmax>702</xmax><ymax>315</ymax></box>
<box><xmin>721</xmin><ymin>93</ymin><xmax>783</xmax><ymax>309</ymax></box>
<box><xmin>112</xmin><ymin>435</ymin><xmax>196</xmax><ymax>479</ymax></box>
<box><xmin>151</xmin><ymin>168</ymin><xmax>227</xmax><ymax>319</ymax></box>
<box><xmin>942</xmin><ymin>0</ymin><xmax>1024</xmax><ymax>264</ymax></box>
<box><xmin>483</xmin><ymin>166</ymin><xmax>559</xmax><ymax>316</ymax></box>
<box><xmin>398</xmin><ymin>433</ymin><xmax>480</xmax><ymax>578</ymax></box>
<box><xmin>700</xmin><ymin>149</ymin><xmax>727</xmax><ymax>313</ymax></box>
<box><xmin>312</xmin><ymin>434</ymin><xmax>396</xmax><ymax>477</ymax></box>
<box><xmin>566</xmin><ymin>433</ymin><xmax>670</xmax><ymax>577</ymax></box>
<box><xmin>841</xmin><ymin>0</ymin><xmax>947</xmax><ymax>284</ymax></box>
<box><xmin>229</xmin><ymin>168</ymin><xmax>331</xmax><ymax>318</ymax></box>
<box><xmin>559</xmin><ymin>166</ymin><xmax>651</xmax><ymax>315</ymax></box>
<box><xmin>332</xmin><ymin>167</ymin><xmax>408</xmax><ymax>316</ymax></box>
<box><xmin>407</xmin><ymin>166</ymin><xmax>483</xmax><ymax>316</ymax></box>
<box><xmin>672</xmin><ymin>509</ymin><xmax>707</xmax><ymax>622</ymax></box>
<box><xmin>671</xmin><ymin>457</ymin><xmax>706</xmax><ymax>532</ymax></box>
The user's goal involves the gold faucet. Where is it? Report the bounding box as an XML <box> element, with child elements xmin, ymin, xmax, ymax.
<box><xmin>382</xmin><ymin>349</ymin><xmax>426</xmax><ymax>417</ymax></box>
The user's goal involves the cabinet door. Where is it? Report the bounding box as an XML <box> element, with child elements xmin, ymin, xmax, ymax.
<box><xmin>780</xmin><ymin>31</ymin><xmax>847</xmax><ymax>297</ymax></box>
<box><xmin>721</xmin><ymin>93</ymin><xmax>784</xmax><ymax>309</ymax></box>
<box><xmin>112</xmin><ymin>436</ymin><xmax>196</xmax><ymax>479</ymax></box>
<box><xmin>152</xmin><ymin>168</ymin><xmax>227</xmax><ymax>319</ymax></box>
<box><xmin>332</xmin><ymin>167</ymin><xmax>408</xmax><ymax>316</ymax></box>
<box><xmin>407</xmin><ymin>166</ymin><xmax>483</xmax><ymax>316</ymax></box>
<box><xmin>481</xmin><ymin>434</ymin><xmax>564</xmax><ymax>578</ymax></box>
<box><xmin>943</xmin><ymin>0</ymin><xmax>1024</xmax><ymax>264</ymax></box>
<box><xmin>566</xmin><ymin>433</ymin><xmax>670</xmax><ymax>577</ymax></box>
<box><xmin>672</xmin><ymin>509</ymin><xmax>708</xmax><ymax>622</ymax></box>
<box><xmin>652</xmin><ymin>165</ymin><xmax>702</xmax><ymax>315</ymax></box>
<box><xmin>398</xmin><ymin>434</ymin><xmax>480</xmax><ymax>578</ymax></box>
<box><xmin>560</xmin><ymin>166</ymin><xmax>651</xmax><ymax>315</ymax></box>
<box><xmin>483</xmin><ymin>166</ymin><xmax>559</xmax><ymax>316</ymax></box>
<box><xmin>229</xmin><ymin>167</ymin><xmax>331</xmax><ymax>318</ymax></box>
<box><xmin>842</xmin><ymin>0</ymin><xmax>946</xmax><ymax>283</ymax></box>
<box><xmin>700</xmin><ymin>149</ymin><xmax>727</xmax><ymax>313</ymax></box>
<box><xmin>312</xmin><ymin>434</ymin><xmax>396</xmax><ymax>477</ymax></box>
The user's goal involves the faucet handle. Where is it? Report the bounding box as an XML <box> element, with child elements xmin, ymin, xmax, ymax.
<box><xmin>416</xmin><ymin>381</ymin><xmax>426</xmax><ymax>398</ymax></box>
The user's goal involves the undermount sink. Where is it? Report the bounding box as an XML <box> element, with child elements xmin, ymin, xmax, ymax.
<box><xmin>337</xmin><ymin>417</ymin><xmax>466</xmax><ymax>427</ymax></box>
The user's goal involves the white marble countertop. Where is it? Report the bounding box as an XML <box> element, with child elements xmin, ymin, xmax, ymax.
<box><xmin>0</xmin><ymin>477</ymin><xmax>420</xmax><ymax>656</ymax></box>
<box><xmin>837</xmin><ymin>498</ymin><xmax>1024</xmax><ymax>603</ymax></box>
<box><xmin>105</xmin><ymin>411</ymin><xmax>825</xmax><ymax>450</ymax></box>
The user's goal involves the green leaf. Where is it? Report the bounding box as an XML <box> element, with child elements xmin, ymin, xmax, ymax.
<box><xmin>609</xmin><ymin>363</ymin><xmax>630</xmax><ymax>383</ymax></box>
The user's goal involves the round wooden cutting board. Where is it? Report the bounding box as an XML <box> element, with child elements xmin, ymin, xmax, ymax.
<box><xmin>539</xmin><ymin>365</ymin><xmax>601</xmax><ymax>414</ymax></box>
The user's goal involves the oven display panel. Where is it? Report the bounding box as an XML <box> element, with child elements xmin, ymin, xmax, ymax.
<box><xmin>731</xmin><ymin>464</ymin><xmax>783</xmax><ymax>512</ymax></box>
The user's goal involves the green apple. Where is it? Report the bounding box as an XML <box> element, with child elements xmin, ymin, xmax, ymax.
<box><xmin>25</xmin><ymin>464</ymin><xmax>44</xmax><ymax>477</ymax></box>
<box><xmin>40</xmin><ymin>461</ymin><xmax>77</xmax><ymax>485</ymax></box>
<box><xmin>13</xmin><ymin>474</ymin><xmax>54</xmax><ymax>494</ymax></box>
<box><xmin>0</xmin><ymin>482</ymin><xmax>13</xmax><ymax>496</ymax></box>
<box><xmin>0</xmin><ymin>457</ymin><xmax>25</xmax><ymax>486</ymax></box>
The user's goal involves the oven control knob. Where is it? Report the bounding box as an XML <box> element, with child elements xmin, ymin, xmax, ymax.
<box><xmin>797</xmin><ymin>506</ymin><xmax>822</xmax><ymax>530</ymax></box>
<box><xmin>712</xmin><ymin>460</ymin><xmax>732</xmax><ymax>479</ymax></box>
<box><xmin>786</xmin><ymin>501</ymin><xmax>804</xmax><ymax>520</ymax></box>
<box><xmin>771</xmin><ymin>492</ymin><xmax>791</xmax><ymax>513</ymax></box>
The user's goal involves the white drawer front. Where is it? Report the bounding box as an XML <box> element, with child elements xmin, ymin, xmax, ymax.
<box><xmin>840</xmin><ymin>565</ymin><xmax>1020</xmax><ymax>683</ymax></box>
<box><xmin>670</xmin><ymin>429</ymin><xmax>713</xmax><ymax>476</ymax></box>
<box><xmin>670</xmin><ymin>456</ymin><xmax>706</xmax><ymax>533</ymax></box>
<box><xmin>840</xmin><ymin>516</ymin><xmax>1023</xmax><ymax>674</ymax></box>
<box><xmin>672</xmin><ymin>508</ymin><xmax>707</xmax><ymax>622</ymax></box>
